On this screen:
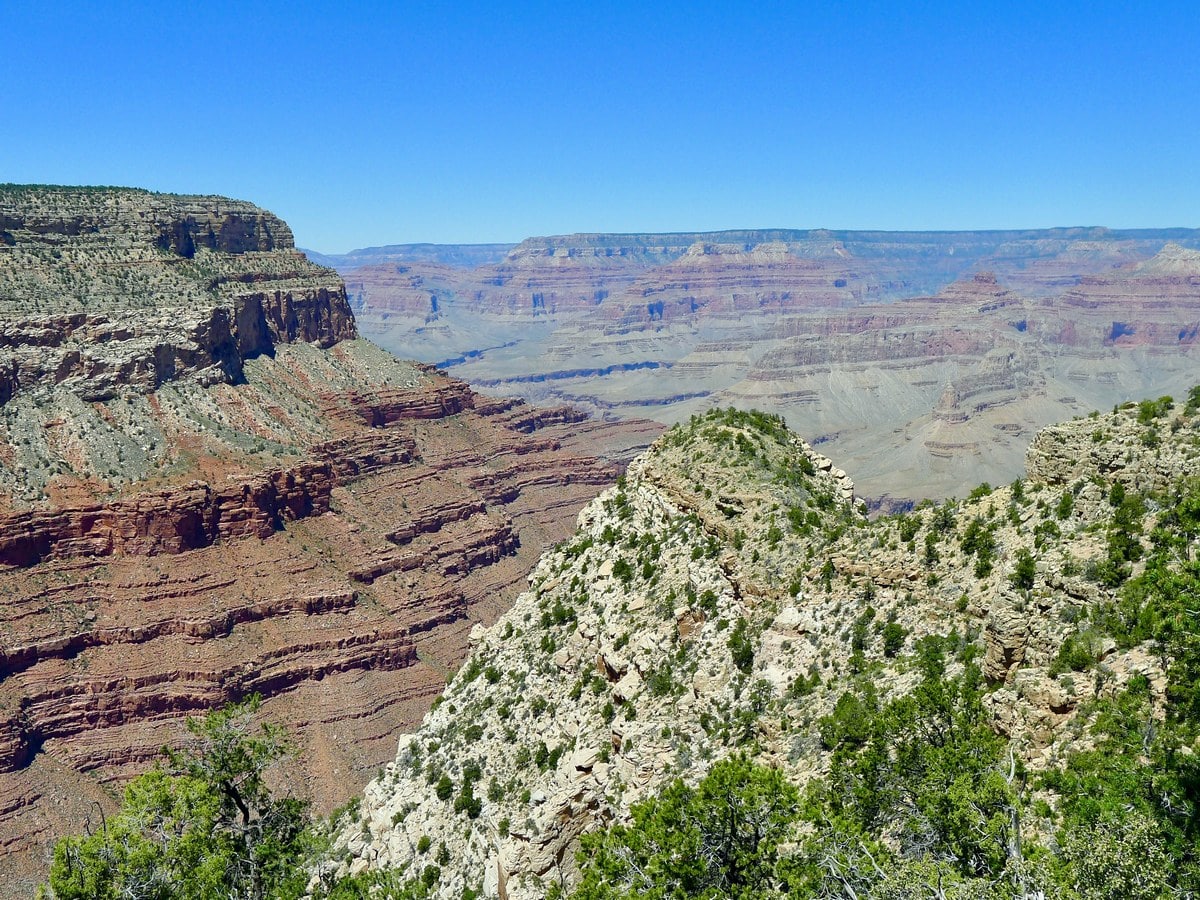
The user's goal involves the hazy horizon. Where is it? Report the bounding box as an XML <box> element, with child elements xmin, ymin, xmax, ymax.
<box><xmin>302</xmin><ymin>223</ymin><xmax>1200</xmax><ymax>258</ymax></box>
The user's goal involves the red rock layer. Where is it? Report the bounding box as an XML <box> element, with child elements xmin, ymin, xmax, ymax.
<box><xmin>343</xmin><ymin>262</ymin><xmax>469</xmax><ymax>320</ymax></box>
<box><xmin>0</xmin><ymin>369</ymin><xmax>655</xmax><ymax>896</ymax></box>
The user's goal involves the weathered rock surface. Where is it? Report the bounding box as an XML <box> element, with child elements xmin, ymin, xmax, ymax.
<box><xmin>1026</xmin><ymin>403</ymin><xmax>1200</xmax><ymax>491</ymax></box>
<box><xmin>341</xmin><ymin>399</ymin><xmax>1200</xmax><ymax>897</ymax></box>
<box><xmin>342</xmin><ymin>229</ymin><xmax>1200</xmax><ymax>508</ymax></box>
<box><xmin>0</xmin><ymin>186</ymin><xmax>356</xmax><ymax>406</ymax></box>
<box><xmin>0</xmin><ymin>187</ymin><xmax>659</xmax><ymax>896</ymax></box>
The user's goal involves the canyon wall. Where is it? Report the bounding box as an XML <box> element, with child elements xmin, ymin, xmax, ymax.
<box><xmin>344</xmin><ymin>229</ymin><xmax>1200</xmax><ymax>509</ymax></box>
<box><xmin>0</xmin><ymin>187</ymin><xmax>655</xmax><ymax>895</ymax></box>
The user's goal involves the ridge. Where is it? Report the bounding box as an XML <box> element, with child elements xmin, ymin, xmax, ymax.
<box><xmin>340</xmin><ymin>393</ymin><xmax>1200</xmax><ymax>897</ymax></box>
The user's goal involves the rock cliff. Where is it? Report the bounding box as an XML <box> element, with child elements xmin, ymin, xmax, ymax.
<box><xmin>0</xmin><ymin>186</ymin><xmax>356</xmax><ymax>406</ymax></box>
<box><xmin>0</xmin><ymin>187</ymin><xmax>657</xmax><ymax>896</ymax></box>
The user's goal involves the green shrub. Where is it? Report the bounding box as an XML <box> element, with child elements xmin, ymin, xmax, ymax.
<box><xmin>612</xmin><ymin>557</ymin><xmax>634</xmax><ymax>583</ymax></box>
<box><xmin>1010</xmin><ymin>548</ymin><xmax>1036</xmax><ymax>590</ymax></box>
<box><xmin>897</xmin><ymin>514</ymin><xmax>921</xmax><ymax>544</ymax></box>
<box><xmin>850</xmin><ymin>606</ymin><xmax>875</xmax><ymax>653</ymax></box>
<box><xmin>819</xmin><ymin>689</ymin><xmax>875</xmax><ymax>750</ymax></box>
<box><xmin>570</xmin><ymin>755</ymin><xmax>799</xmax><ymax>900</ymax></box>
<box><xmin>46</xmin><ymin>696</ymin><xmax>313</xmax><ymax>900</ymax></box>
<box><xmin>923</xmin><ymin>531</ymin><xmax>940</xmax><ymax>566</ymax></box>
<box><xmin>728</xmin><ymin>617</ymin><xmax>755</xmax><ymax>674</ymax></box>
<box><xmin>1011</xmin><ymin>479</ymin><xmax>1025</xmax><ymax>503</ymax></box>
<box><xmin>882</xmin><ymin>622</ymin><xmax>908</xmax><ymax>657</ymax></box>
<box><xmin>454</xmin><ymin>782</ymin><xmax>482</xmax><ymax>819</ymax></box>
<box><xmin>968</xmin><ymin>482</ymin><xmax>993</xmax><ymax>501</ymax></box>
<box><xmin>1050</xmin><ymin>630</ymin><xmax>1100</xmax><ymax>676</ymax></box>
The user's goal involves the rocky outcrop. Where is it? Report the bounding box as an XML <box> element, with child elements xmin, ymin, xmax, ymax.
<box><xmin>983</xmin><ymin>599</ymin><xmax>1030</xmax><ymax>683</ymax></box>
<box><xmin>342</xmin><ymin>379</ymin><xmax>475</xmax><ymax>425</ymax></box>
<box><xmin>1026</xmin><ymin>399</ymin><xmax>1200</xmax><ymax>490</ymax></box>
<box><xmin>342</xmin><ymin>411</ymin><xmax>869</xmax><ymax>895</ymax></box>
<box><xmin>340</xmin><ymin>401</ymin><xmax>1198</xmax><ymax>897</ymax></box>
<box><xmin>0</xmin><ymin>471</ymin><xmax>321</xmax><ymax>567</ymax></box>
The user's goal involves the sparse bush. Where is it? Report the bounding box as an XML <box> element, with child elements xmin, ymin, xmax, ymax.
<box><xmin>728</xmin><ymin>617</ymin><xmax>755</xmax><ymax>674</ymax></box>
<box><xmin>882</xmin><ymin>622</ymin><xmax>908</xmax><ymax>657</ymax></box>
<box><xmin>968</xmin><ymin>482</ymin><xmax>993</xmax><ymax>501</ymax></box>
<box><xmin>923</xmin><ymin>531</ymin><xmax>940</xmax><ymax>567</ymax></box>
<box><xmin>897</xmin><ymin>514</ymin><xmax>920</xmax><ymax>544</ymax></box>
<box><xmin>1010</xmin><ymin>548</ymin><xmax>1036</xmax><ymax>590</ymax></box>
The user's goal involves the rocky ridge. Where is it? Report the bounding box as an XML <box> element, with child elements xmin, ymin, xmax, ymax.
<box><xmin>341</xmin><ymin>396</ymin><xmax>1200</xmax><ymax>897</ymax></box>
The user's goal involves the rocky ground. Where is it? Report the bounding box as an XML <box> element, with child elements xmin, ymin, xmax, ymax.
<box><xmin>341</xmin><ymin>394</ymin><xmax>1198</xmax><ymax>898</ymax></box>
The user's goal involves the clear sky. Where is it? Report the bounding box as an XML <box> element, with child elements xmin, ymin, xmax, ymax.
<box><xmin>4</xmin><ymin>1</ymin><xmax>1198</xmax><ymax>251</ymax></box>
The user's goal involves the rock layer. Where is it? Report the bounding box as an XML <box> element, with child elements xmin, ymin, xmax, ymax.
<box><xmin>0</xmin><ymin>187</ymin><xmax>659</xmax><ymax>896</ymax></box>
<box><xmin>0</xmin><ymin>359</ymin><xmax>646</xmax><ymax>863</ymax></box>
<box><xmin>343</xmin><ymin>229</ymin><xmax>1200</xmax><ymax>507</ymax></box>
<box><xmin>0</xmin><ymin>186</ymin><xmax>356</xmax><ymax>405</ymax></box>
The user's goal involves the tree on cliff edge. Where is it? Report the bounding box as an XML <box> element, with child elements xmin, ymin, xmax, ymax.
<box><xmin>42</xmin><ymin>695</ymin><xmax>313</xmax><ymax>900</ymax></box>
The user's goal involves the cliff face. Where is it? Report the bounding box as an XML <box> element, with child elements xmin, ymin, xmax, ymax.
<box><xmin>0</xmin><ymin>186</ymin><xmax>356</xmax><ymax>406</ymax></box>
<box><xmin>344</xmin><ymin>230</ymin><xmax>1200</xmax><ymax>508</ymax></box>
<box><xmin>341</xmin><ymin>398</ymin><xmax>1200</xmax><ymax>898</ymax></box>
<box><xmin>0</xmin><ymin>187</ymin><xmax>658</xmax><ymax>896</ymax></box>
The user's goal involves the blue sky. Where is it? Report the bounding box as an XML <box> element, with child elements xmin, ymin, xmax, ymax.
<box><xmin>3</xmin><ymin>1</ymin><xmax>1198</xmax><ymax>251</ymax></box>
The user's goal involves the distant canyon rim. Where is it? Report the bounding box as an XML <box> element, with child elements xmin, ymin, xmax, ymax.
<box><xmin>314</xmin><ymin>227</ymin><xmax>1200</xmax><ymax>510</ymax></box>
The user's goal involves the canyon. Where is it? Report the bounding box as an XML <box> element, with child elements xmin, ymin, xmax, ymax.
<box><xmin>0</xmin><ymin>187</ymin><xmax>654</xmax><ymax>896</ymax></box>
<box><xmin>9</xmin><ymin>189</ymin><xmax>1200</xmax><ymax>895</ymax></box>
<box><xmin>335</xmin><ymin>227</ymin><xmax>1200</xmax><ymax>509</ymax></box>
